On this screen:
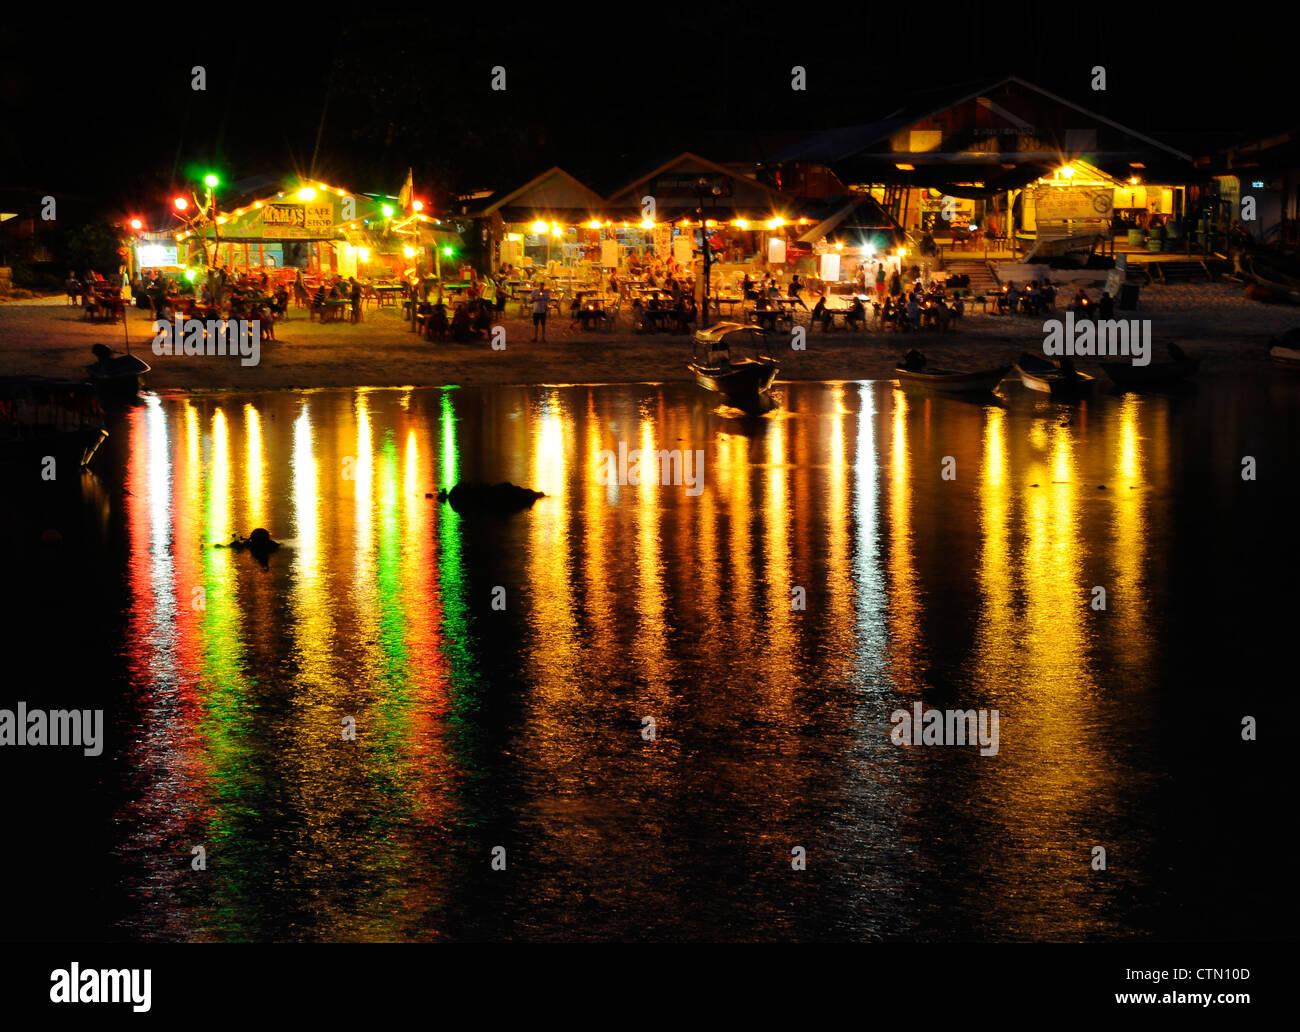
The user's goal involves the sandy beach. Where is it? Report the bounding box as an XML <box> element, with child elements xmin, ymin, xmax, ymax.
<box><xmin>3</xmin><ymin>280</ymin><xmax>1296</xmax><ymax>390</ymax></box>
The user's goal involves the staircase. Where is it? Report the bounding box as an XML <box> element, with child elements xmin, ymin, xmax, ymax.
<box><xmin>944</xmin><ymin>259</ymin><xmax>1000</xmax><ymax>295</ymax></box>
<box><xmin>1143</xmin><ymin>260</ymin><xmax>1213</xmax><ymax>284</ymax></box>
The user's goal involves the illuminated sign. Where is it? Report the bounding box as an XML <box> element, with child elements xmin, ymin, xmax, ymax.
<box><xmin>261</xmin><ymin>203</ymin><xmax>334</xmax><ymax>237</ymax></box>
<box><xmin>137</xmin><ymin>244</ymin><xmax>179</xmax><ymax>266</ymax></box>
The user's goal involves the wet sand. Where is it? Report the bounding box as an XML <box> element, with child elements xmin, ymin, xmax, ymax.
<box><xmin>2</xmin><ymin>282</ymin><xmax>1297</xmax><ymax>389</ymax></box>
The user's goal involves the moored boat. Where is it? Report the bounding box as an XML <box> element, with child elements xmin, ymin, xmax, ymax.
<box><xmin>895</xmin><ymin>350</ymin><xmax>1010</xmax><ymax>394</ymax></box>
<box><xmin>1100</xmin><ymin>342</ymin><xmax>1199</xmax><ymax>388</ymax></box>
<box><xmin>1014</xmin><ymin>352</ymin><xmax>1095</xmax><ymax>397</ymax></box>
<box><xmin>86</xmin><ymin>344</ymin><xmax>151</xmax><ymax>402</ymax></box>
<box><xmin>689</xmin><ymin>322</ymin><xmax>780</xmax><ymax>413</ymax></box>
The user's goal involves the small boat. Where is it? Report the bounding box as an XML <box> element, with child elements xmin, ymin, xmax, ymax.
<box><xmin>0</xmin><ymin>376</ymin><xmax>109</xmax><ymax>473</ymax></box>
<box><xmin>895</xmin><ymin>351</ymin><xmax>1009</xmax><ymax>394</ymax></box>
<box><xmin>1014</xmin><ymin>352</ymin><xmax>1095</xmax><ymax>397</ymax></box>
<box><xmin>1099</xmin><ymin>342</ymin><xmax>1199</xmax><ymax>388</ymax></box>
<box><xmin>1270</xmin><ymin>344</ymin><xmax>1300</xmax><ymax>368</ymax></box>
<box><xmin>689</xmin><ymin>322</ymin><xmax>780</xmax><ymax>413</ymax></box>
<box><xmin>1268</xmin><ymin>330</ymin><xmax>1300</xmax><ymax>368</ymax></box>
<box><xmin>86</xmin><ymin>344</ymin><xmax>150</xmax><ymax>402</ymax></box>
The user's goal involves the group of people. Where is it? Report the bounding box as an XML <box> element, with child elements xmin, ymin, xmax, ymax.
<box><xmin>308</xmin><ymin>273</ymin><xmax>364</xmax><ymax>324</ymax></box>
<box><xmin>997</xmin><ymin>279</ymin><xmax>1057</xmax><ymax>316</ymax></box>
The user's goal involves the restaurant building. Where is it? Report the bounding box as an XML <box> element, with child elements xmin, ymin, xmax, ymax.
<box><xmin>161</xmin><ymin>178</ymin><xmax>461</xmax><ymax>283</ymax></box>
<box><xmin>769</xmin><ymin>77</ymin><xmax>1196</xmax><ymax>256</ymax></box>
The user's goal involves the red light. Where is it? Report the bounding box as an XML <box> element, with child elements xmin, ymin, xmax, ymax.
<box><xmin>412</xmin><ymin>200</ymin><xmax>424</xmax><ymax>212</ymax></box>
<box><xmin>129</xmin><ymin>218</ymin><xmax>142</xmax><ymax>230</ymax></box>
<box><xmin>173</xmin><ymin>197</ymin><xmax>189</xmax><ymax>211</ymax></box>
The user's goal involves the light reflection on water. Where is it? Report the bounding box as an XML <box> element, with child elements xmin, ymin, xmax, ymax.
<box><xmin>92</xmin><ymin>378</ymin><xmax>1292</xmax><ymax>941</ymax></box>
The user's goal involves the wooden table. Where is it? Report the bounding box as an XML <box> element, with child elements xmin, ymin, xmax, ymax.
<box><xmin>373</xmin><ymin>286</ymin><xmax>406</xmax><ymax>308</ymax></box>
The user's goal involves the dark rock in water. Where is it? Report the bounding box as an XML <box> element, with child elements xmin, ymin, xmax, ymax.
<box><xmin>246</xmin><ymin>528</ymin><xmax>278</xmax><ymax>553</ymax></box>
<box><xmin>218</xmin><ymin>528</ymin><xmax>281</xmax><ymax>566</ymax></box>
<box><xmin>437</xmin><ymin>481</ymin><xmax>545</xmax><ymax>514</ymax></box>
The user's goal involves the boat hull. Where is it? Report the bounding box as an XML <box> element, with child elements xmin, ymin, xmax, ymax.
<box><xmin>1099</xmin><ymin>358</ymin><xmax>1199</xmax><ymax>387</ymax></box>
<box><xmin>1015</xmin><ymin>354</ymin><xmax>1095</xmax><ymax>397</ymax></box>
<box><xmin>87</xmin><ymin>354</ymin><xmax>151</xmax><ymax>402</ymax></box>
<box><xmin>689</xmin><ymin>357</ymin><xmax>779</xmax><ymax>410</ymax></box>
<box><xmin>895</xmin><ymin>365</ymin><xmax>1009</xmax><ymax>393</ymax></box>
<box><xmin>0</xmin><ymin>426</ymin><xmax>108</xmax><ymax>472</ymax></box>
<box><xmin>1269</xmin><ymin>345</ymin><xmax>1300</xmax><ymax>368</ymax></box>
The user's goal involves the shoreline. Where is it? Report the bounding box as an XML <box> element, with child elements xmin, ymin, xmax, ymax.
<box><xmin>3</xmin><ymin>285</ymin><xmax>1296</xmax><ymax>391</ymax></box>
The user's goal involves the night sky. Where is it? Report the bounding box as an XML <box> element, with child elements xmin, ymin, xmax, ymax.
<box><xmin>2</xmin><ymin>7</ymin><xmax>1289</xmax><ymax>210</ymax></box>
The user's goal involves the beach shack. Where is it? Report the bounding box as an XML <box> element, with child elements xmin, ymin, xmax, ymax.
<box><xmin>174</xmin><ymin>179</ymin><xmax>461</xmax><ymax>285</ymax></box>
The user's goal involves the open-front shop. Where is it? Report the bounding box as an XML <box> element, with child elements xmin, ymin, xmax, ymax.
<box><xmin>174</xmin><ymin>181</ymin><xmax>461</xmax><ymax>291</ymax></box>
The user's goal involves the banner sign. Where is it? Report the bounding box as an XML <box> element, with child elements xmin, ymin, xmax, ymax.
<box><xmin>1034</xmin><ymin>187</ymin><xmax>1113</xmax><ymax>222</ymax></box>
<box><xmin>261</xmin><ymin>203</ymin><xmax>335</xmax><ymax>238</ymax></box>
<box><xmin>651</xmin><ymin>174</ymin><xmax>733</xmax><ymax>199</ymax></box>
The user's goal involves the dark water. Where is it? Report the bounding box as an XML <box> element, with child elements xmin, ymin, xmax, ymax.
<box><xmin>3</xmin><ymin>376</ymin><xmax>1296</xmax><ymax>942</ymax></box>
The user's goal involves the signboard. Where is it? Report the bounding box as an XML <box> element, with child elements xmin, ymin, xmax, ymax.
<box><xmin>1104</xmin><ymin>254</ymin><xmax>1126</xmax><ymax>298</ymax></box>
<box><xmin>653</xmin><ymin>224</ymin><xmax>672</xmax><ymax>259</ymax></box>
<box><xmin>337</xmin><ymin>243</ymin><xmax>358</xmax><ymax>279</ymax></box>
<box><xmin>672</xmin><ymin>237</ymin><xmax>694</xmax><ymax>268</ymax></box>
<box><xmin>920</xmin><ymin>195</ymin><xmax>973</xmax><ymax>231</ymax></box>
<box><xmin>768</xmin><ymin>237</ymin><xmax>787</xmax><ymax>265</ymax></box>
<box><xmin>819</xmin><ymin>252</ymin><xmax>841</xmax><ymax>283</ymax></box>
<box><xmin>650</xmin><ymin>174</ymin><xmax>732</xmax><ymax>199</ymax></box>
<box><xmin>600</xmin><ymin>239</ymin><xmax>620</xmax><ymax>269</ymax></box>
<box><xmin>1034</xmin><ymin>187</ymin><xmax>1113</xmax><ymax>222</ymax></box>
<box><xmin>137</xmin><ymin>244</ymin><xmax>178</xmax><ymax>267</ymax></box>
<box><xmin>261</xmin><ymin>202</ymin><xmax>335</xmax><ymax>238</ymax></box>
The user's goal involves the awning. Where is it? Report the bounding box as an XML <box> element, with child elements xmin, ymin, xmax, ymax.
<box><xmin>799</xmin><ymin>195</ymin><xmax>904</xmax><ymax>246</ymax></box>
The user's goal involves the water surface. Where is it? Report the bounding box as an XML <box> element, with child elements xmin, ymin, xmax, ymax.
<box><xmin>3</xmin><ymin>377</ymin><xmax>1295</xmax><ymax>941</ymax></box>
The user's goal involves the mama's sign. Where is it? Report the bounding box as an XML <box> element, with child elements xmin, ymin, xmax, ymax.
<box><xmin>261</xmin><ymin>202</ymin><xmax>334</xmax><ymax>237</ymax></box>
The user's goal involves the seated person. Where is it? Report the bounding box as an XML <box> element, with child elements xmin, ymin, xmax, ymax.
<box><xmin>811</xmin><ymin>294</ymin><xmax>830</xmax><ymax>330</ymax></box>
<box><xmin>1098</xmin><ymin>291</ymin><xmax>1115</xmax><ymax>318</ymax></box>
<box><xmin>1024</xmin><ymin>281</ymin><xmax>1041</xmax><ymax>314</ymax></box>
<box><xmin>847</xmin><ymin>296</ymin><xmax>866</xmax><ymax>330</ymax></box>
<box><xmin>423</xmin><ymin>303</ymin><xmax>449</xmax><ymax>341</ymax></box>
<box><xmin>450</xmin><ymin>304</ymin><xmax>473</xmax><ymax>342</ymax></box>
<box><xmin>1004</xmin><ymin>281</ymin><xmax>1021</xmax><ymax>313</ymax></box>
<box><xmin>901</xmin><ymin>348</ymin><xmax>927</xmax><ymax>371</ymax></box>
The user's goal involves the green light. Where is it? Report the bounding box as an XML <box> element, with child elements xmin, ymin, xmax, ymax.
<box><xmin>381</xmin><ymin>204</ymin><xmax>394</xmax><ymax>217</ymax></box>
<box><xmin>184</xmin><ymin>268</ymin><xmax>198</xmax><ymax>283</ymax></box>
<box><xmin>204</xmin><ymin>173</ymin><xmax>220</xmax><ymax>188</ymax></box>
<box><xmin>442</xmin><ymin>246</ymin><xmax>454</xmax><ymax>257</ymax></box>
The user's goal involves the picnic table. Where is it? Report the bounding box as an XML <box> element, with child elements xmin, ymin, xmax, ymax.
<box><xmin>744</xmin><ymin>300</ymin><xmax>794</xmax><ymax>330</ymax></box>
<box><xmin>637</xmin><ymin>307</ymin><xmax>676</xmax><ymax>332</ymax></box>
<box><xmin>709</xmin><ymin>296</ymin><xmax>744</xmax><ymax>316</ymax></box>
<box><xmin>316</xmin><ymin>299</ymin><xmax>353</xmax><ymax>323</ymax></box>
<box><xmin>372</xmin><ymin>285</ymin><xmax>406</xmax><ymax>308</ymax></box>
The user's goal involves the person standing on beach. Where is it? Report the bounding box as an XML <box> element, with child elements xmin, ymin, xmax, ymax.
<box><xmin>875</xmin><ymin>262</ymin><xmax>887</xmax><ymax>305</ymax></box>
<box><xmin>532</xmin><ymin>284</ymin><xmax>551</xmax><ymax>342</ymax></box>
